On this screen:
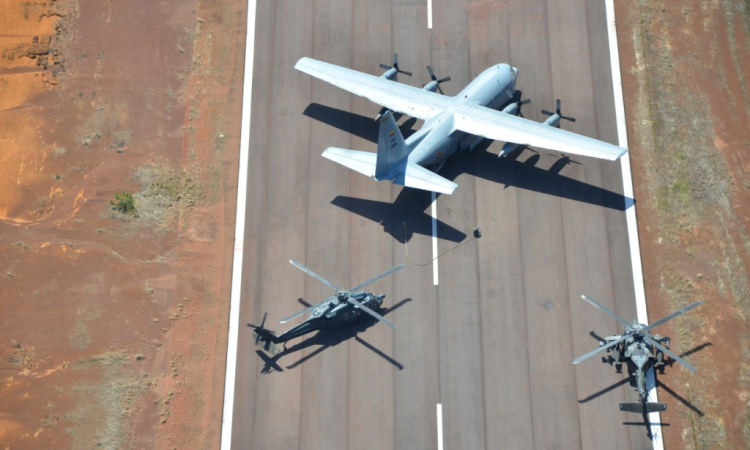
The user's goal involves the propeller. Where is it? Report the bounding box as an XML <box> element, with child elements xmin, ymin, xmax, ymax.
<box><xmin>581</xmin><ymin>294</ymin><xmax>632</xmax><ymax>327</ymax></box>
<box><xmin>501</xmin><ymin>97</ymin><xmax>531</xmax><ymax>117</ymax></box>
<box><xmin>514</xmin><ymin>98</ymin><xmax>531</xmax><ymax>117</ymax></box>
<box><xmin>423</xmin><ymin>66</ymin><xmax>451</xmax><ymax>94</ymax></box>
<box><xmin>380</xmin><ymin>53</ymin><xmax>412</xmax><ymax>77</ymax></box>
<box><xmin>289</xmin><ymin>259</ymin><xmax>340</xmax><ymax>292</ymax></box>
<box><xmin>646</xmin><ymin>300</ymin><xmax>704</xmax><ymax>331</ymax></box>
<box><xmin>541</xmin><ymin>99</ymin><xmax>576</xmax><ymax>122</ymax></box>
<box><xmin>350</xmin><ymin>265</ymin><xmax>405</xmax><ymax>292</ymax></box>
<box><xmin>347</xmin><ymin>297</ymin><xmax>397</xmax><ymax>329</ymax></box>
<box><xmin>644</xmin><ymin>335</ymin><xmax>696</xmax><ymax>372</ymax></box>
<box><xmin>248</xmin><ymin>312</ymin><xmax>268</xmax><ymax>329</ymax></box>
<box><xmin>285</xmin><ymin>260</ymin><xmax>404</xmax><ymax>329</ymax></box>
<box><xmin>574</xmin><ymin>295</ymin><xmax>703</xmax><ymax>372</ymax></box>
<box><xmin>572</xmin><ymin>334</ymin><xmax>629</xmax><ymax>364</ymax></box>
<box><xmin>279</xmin><ymin>295</ymin><xmax>337</xmax><ymax>323</ymax></box>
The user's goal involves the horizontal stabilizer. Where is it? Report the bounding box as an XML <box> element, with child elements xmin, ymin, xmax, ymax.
<box><xmin>393</xmin><ymin>163</ymin><xmax>457</xmax><ymax>195</ymax></box>
<box><xmin>253</xmin><ymin>332</ymin><xmax>283</xmax><ymax>355</ymax></box>
<box><xmin>322</xmin><ymin>148</ymin><xmax>377</xmax><ymax>177</ymax></box>
<box><xmin>619</xmin><ymin>402</ymin><xmax>666</xmax><ymax>413</ymax></box>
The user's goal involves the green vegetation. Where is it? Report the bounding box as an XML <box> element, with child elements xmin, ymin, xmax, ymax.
<box><xmin>110</xmin><ymin>191</ymin><xmax>135</xmax><ymax>214</ymax></box>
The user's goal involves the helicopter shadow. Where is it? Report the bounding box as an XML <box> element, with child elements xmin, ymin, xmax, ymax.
<box><xmin>657</xmin><ymin>342</ymin><xmax>712</xmax><ymax>373</ymax></box>
<box><xmin>255</xmin><ymin>298</ymin><xmax>412</xmax><ymax>374</ymax></box>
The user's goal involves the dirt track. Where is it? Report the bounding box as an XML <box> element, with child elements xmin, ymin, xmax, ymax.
<box><xmin>0</xmin><ymin>0</ymin><xmax>242</xmax><ymax>448</ymax></box>
<box><xmin>617</xmin><ymin>0</ymin><xmax>750</xmax><ymax>448</ymax></box>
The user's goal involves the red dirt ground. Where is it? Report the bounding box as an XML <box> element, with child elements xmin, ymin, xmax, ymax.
<box><xmin>0</xmin><ymin>0</ymin><xmax>242</xmax><ymax>449</ymax></box>
<box><xmin>617</xmin><ymin>0</ymin><xmax>750</xmax><ymax>448</ymax></box>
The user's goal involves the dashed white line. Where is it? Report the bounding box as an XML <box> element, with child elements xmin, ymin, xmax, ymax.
<box><xmin>436</xmin><ymin>403</ymin><xmax>444</xmax><ymax>450</ymax></box>
<box><xmin>427</xmin><ymin>0</ymin><xmax>433</xmax><ymax>29</ymax></box>
<box><xmin>431</xmin><ymin>191</ymin><xmax>439</xmax><ymax>285</ymax></box>
<box><xmin>219</xmin><ymin>0</ymin><xmax>257</xmax><ymax>449</ymax></box>
<box><xmin>605</xmin><ymin>0</ymin><xmax>664</xmax><ymax>447</ymax></box>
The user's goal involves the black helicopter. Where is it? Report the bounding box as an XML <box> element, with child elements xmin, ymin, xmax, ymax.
<box><xmin>573</xmin><ymin>294</ymin><xmax>703</xmax><ymax>413</ymax></box>
<box><xmin>248</xmin><ymin>260</ymin><xmax>405</xmax><ymax>355</ymax></box>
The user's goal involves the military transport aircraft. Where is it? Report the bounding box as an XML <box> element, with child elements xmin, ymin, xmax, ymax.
<box><xmin>248</xmin><ymin>260</ymin><xmax>405</xmax><ymax>355</ymax></box>
<box><xmin>294</xmin><ymin>57</ymin><xmax>627</xmax><ymax>195</ymax></box>
<box><xmin>572</xmin><ymin>294</ymin><xmax>704</xmax><ymax>413</ymax></box>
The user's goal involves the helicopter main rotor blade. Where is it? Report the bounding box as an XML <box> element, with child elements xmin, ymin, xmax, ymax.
<box><xmin>644</xmin><ymin>336</ymin><xmax>696</xmax><ymax>372</ymax></box>
<box><xmin>289</xmin><ymin>259</ymin><xmax>340</xmax><ymax>292</ymax></box>
<box><xmin>278</xmin><ymin>295</ymin><xmax>337</xmax><ymax>324</ymax></box>
<box><xmin>349</xmin><ymin>265</ymin><xmax>406</xmax><ymax>292</ymax></box>
<box><xmin>348</xmin><ymin>297</ymin><xmax>397</xmax><ymax>330</ymax></box>
<box><xmin>646</xmin><ymin>300</ymin><xmax>704</xmax><ymax>331</ymax></box>
<box><xmin>572</xmin><ymin>334</ymin><xmax>628</xmax><ymax>365</ymax></box>
<box><xmin>581</xmin><ymin>295</ymin><xmax>632</xmax><ymax>328</ymax></box>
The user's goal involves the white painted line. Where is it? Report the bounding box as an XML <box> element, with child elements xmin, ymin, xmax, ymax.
<box><xmin>605</xmin><ymin>0</ymin><xmax>664</xmax><ymax>447</ymax></box>
<box><xmin>427</xmin><ymin>0</ymin><xmax>433</xmax><ymax>29</ymax></box>
<box><xmin>219</xmin><ymin>0</ymin><xmax>257</xmax><ymax>449</ymax></box>
<box><xmin>431</xmin><ymin>191</ymin><xmax>439</xmax><ymax>285</ymax></box>
<box><xmin>436</xmin><ymin>403</ymin><xmax>444</xmax><ymax>450</ymax></box>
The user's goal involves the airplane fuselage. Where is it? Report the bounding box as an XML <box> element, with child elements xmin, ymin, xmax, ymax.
<box><xmin>406</xmin><ymin>64</ymin><xmax>518</xmax><ymax>167</ymax></box>
<box><xmin>274</xmin><ymin>292</ymin><xmax>385</xmax><ymax>343</ymax></box>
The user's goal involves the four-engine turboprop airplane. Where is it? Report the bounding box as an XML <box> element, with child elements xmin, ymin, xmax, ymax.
<box><xmin>295</xmin><ymin>57</ymin><xmax>628</xmax><ymax>195</ymax></box>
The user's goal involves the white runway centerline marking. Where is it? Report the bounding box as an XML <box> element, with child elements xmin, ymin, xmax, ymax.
<box><xmin>427</xmin><ymin>0</ymin><xmax>433</xmax><ymax>29</ymax></box>
<box><xmin>605</xmin><ymin>0</ymin><xmax>664</xmax><ymax>448</ymax></box>
<box><xmin>220</xmin><ymin>0</ymin><xmax>257</xmax><ymax>449</ymax></box>
<box><xmin>436</xmin><ymin>403</ymin><xmax>444</xmax><ymax>450</ymax></box>
<box><xmin>431</xmin><ymin>191</ymin><xmax>439</xmax><ymax>285</ymax></box>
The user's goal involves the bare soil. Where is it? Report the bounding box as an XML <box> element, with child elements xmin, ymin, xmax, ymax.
<box><xmin>617</xmin><ymin>0</ymin><xmax>750</xmax><ymax>448</ymax></box>
<box><xmin>0</xmin><ymin>0</ymin><xmax>242</xmax><ymax>448</ymax></box>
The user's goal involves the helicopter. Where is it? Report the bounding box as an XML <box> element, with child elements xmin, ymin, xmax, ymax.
<box><xmin>248</xmin><ymin>260</ymin><xmax>405</xmax><ymax>355</ymax></box>
<box><xmin>572</xmin><ymin>294</ymin><xmax>704</xmax><ymax>413</ymax></box>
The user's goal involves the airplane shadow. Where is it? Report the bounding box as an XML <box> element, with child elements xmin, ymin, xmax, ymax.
<box><xmin>304</xmin><ymin>102</ymin><xmax>633</xmax><ymax>214</ymax></box>
<box><xmin>439</xmin><ymin>142</ymin><xmax>631</xmax><ymax>212</ymax></box>
<box><xmin>303</xmin><ymin>103</ymin><xmax>418</xmax><ymax>143</ymax></box>
<box><xmin>331</xmin><ymin>190</ymin><xmax>467</xmax><ymax>243</ymax></box>
<box><xmin>255</xmin><ymin>298</ymin><xmax>412</xmax><ymax>374</ymax></box>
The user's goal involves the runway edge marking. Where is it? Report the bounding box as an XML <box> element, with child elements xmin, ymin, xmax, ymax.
<box><xmin>436</xmin><ymin>403</ymin><xmax>444</xmax><ymax>450</ymax></box>
<box><xmin>605</xmin><ymin>0</ymin><xmax>664</xmax><ymax>447</ymax></box>
<box><xmin>220</xmin><ymin>0</ymin><xmax>257</xmax><ymax>448</ymax></box>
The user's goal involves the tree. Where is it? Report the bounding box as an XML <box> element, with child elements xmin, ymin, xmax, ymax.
<box><xmin>111</xmin><ymin>191</ymin><xmax>135</xmax><ymax>214</ymax></box>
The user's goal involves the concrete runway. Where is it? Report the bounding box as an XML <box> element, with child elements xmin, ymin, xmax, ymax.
<box><xmin>231</xmin><ymin>0</ymin><xmax>654</xmax><ymax>448</ymax></box>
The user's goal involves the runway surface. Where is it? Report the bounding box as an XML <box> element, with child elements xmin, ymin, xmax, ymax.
<box><xmin>231</xmin><ymin>0</ymin><xmax>654</xmax><ymax>448</ymax></box>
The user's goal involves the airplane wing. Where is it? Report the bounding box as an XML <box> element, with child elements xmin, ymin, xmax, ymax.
<box><xmin>453</xmin><ymin>104</ymin><xmax>627</xmax><ymax>161</ymax></box>
<box><xmin>296</xmin><ymin>57</ymin><xmax>627</xmax><ymax>161</ymax></box>
<box><xmin>295</xmin><ymin>57</ymin><xmax>451</xmax><ymax>120</ymax></box>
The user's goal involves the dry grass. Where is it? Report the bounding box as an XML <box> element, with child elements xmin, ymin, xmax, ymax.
<box><xmin>107</xmin><ymin>162</ymin><xmax>203</xmax><ymax>231</ymax></box>
<box><xmin>629</xmin><ymin>0</ymin><xmax>750</xmax><ymax>447</ymax></box>
<box><xmin>69</xmin><ymin>320</ymin><xmax>92</xmax><ymax>350</ymax></box>
<box><xmin>65</xmin><ymin>350</ymin><xmax>146</xmax><ymax>450</ymax></box>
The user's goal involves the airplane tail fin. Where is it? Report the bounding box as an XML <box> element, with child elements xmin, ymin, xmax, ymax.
<box><xmin>394</xmin><ymin>162</ymin><xmax>457</xmax><ymax>195</ymax></box>
<box><xmin>375</xmin><ymin>110</ymin><xmax>409</xmax><ymax>179</ymax></box>
<box><xmin>619</xmin><ymin>402</ymin><xmax>666</xmax><ymax>413</ymax></box>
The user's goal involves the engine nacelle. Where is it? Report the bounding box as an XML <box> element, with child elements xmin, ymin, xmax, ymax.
<box><xmin>501</xmin><ymin>102</ymin><xmax>519</xmax><ymax>115</ymax></box>
<box><xmin>423</xmin><ymin>80</ymin><xmax>439</xmax><ymax>92</ymax></box>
